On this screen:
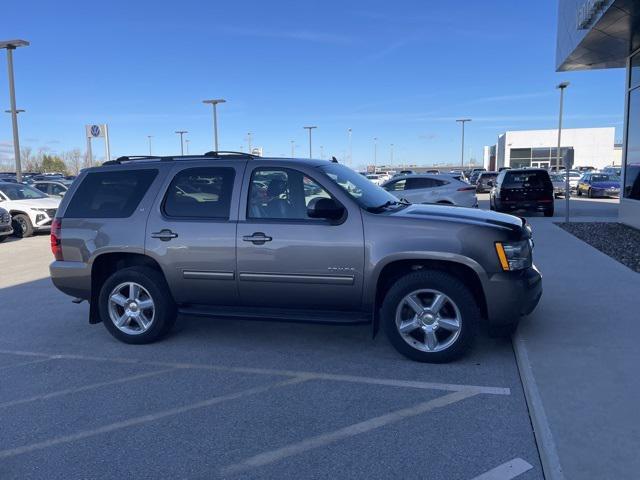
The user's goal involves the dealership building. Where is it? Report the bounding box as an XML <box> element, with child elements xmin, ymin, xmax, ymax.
<box><xmin>557</xmin><ymin>0</ymin><xmax>640</xmax><ymax>228</ymax></box>
<box><xmin>483</xmin><ymin>127</ymin><xmax>617</xmax><ymax>171</ymax></box>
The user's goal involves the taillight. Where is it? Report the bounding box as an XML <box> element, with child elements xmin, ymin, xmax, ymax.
<box><xmin>50</xmin><ymin>218</ymin><xmax>63</xmax><ymax>261</ymax></box>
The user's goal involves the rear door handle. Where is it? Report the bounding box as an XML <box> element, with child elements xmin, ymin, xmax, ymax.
<box><xmin>242</xmin><ymin>232</ymin><xmax>272</xmax><ymax>245</ymax></box>
<box><xmin>151</xmin><ymin>229</ymin><xmax>178</xmax><ymax>241</ymax></box>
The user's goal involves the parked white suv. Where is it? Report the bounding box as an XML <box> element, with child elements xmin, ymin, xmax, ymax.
<box><xmin>0</xmin><ymin>182</ymin><xmax>60</xmax><ymax>237</ymax></box>
<box><xmin>381</xmin><ymin>174</ymin><xmax>478</xmax><ymax>207</ymax></box>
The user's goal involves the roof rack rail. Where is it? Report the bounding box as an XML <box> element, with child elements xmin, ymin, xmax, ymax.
<box><xmin>203</xmin><ymin>151</ymin><xmax>259</xmax><ymax>158</ymax></box>
<box><xmin>103</xmin><ymin>155</ymin><xmax>162</xmax><ymax>165</ymax></box>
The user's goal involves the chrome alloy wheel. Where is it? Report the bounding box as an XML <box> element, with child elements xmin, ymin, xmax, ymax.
<box><xmin>108</xmin><ymin>282</ymin><xmax>155</xmax><ymax>335</ymax></box>
<box><xmin>395</xmin><ymin>289</ymin><xmax>462</xmax><ymax>353</ymax></box>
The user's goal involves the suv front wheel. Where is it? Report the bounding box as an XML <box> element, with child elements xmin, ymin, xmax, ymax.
<box><xmin>381</xmin><ymin>270</ymin><xmax>479</xmax><ymax>363</ymax></box>
<box><xmin>99</xmin><ymin>266</ymin><xmax>177</xmax><ymax>344</ymax></box>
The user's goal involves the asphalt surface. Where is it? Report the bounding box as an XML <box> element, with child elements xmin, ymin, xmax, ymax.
<box><xmin>0</xmin><ymin>209</ymin><xmax>546</xmax><ymax>479</ymax></box>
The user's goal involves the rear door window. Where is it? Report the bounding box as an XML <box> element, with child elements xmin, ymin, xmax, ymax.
<box><xmin>65</xmin><ymin>169</ymin><xmax>158</xmax><ymax>218</ymax></box>
<box><xmin>163</xmin><ymin>167</ymin><xmax>235</xmax><ymax>219</ymax></box>
<box><xmin>406</xmin><ymin>178</ymin><xmax>438</xmax><ymax>189</ymax></box>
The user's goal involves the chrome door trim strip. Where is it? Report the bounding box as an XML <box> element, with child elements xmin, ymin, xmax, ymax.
<box><xmin>239</xmin><ymin>272</ymin><xmax>354</xmax><ymax>285</ymax></box>
<box><xmin>183</xmin><ymin>270</ymin><xmax>235</xmax><ymax>280</ymax></box>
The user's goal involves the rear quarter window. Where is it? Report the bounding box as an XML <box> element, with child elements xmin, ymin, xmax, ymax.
<box><xmin>64</xmin><ymin>169</ymin><xmax>158</xmax><ymax>218</ymax></box>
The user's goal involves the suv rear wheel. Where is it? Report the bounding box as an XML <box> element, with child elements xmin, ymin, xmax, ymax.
<box><xmin>99</xmin><ymin>266</ymin><xmax>176</xmax><ymax>344</ymax></box>
<box><xmin>381</xmin><ymin>270</ymin><xmax>479</xmax><ymax>363</ymax></box>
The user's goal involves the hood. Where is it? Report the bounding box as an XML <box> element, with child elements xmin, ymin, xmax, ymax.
<box><xmin>387</xmin><ymin>203</ymin><xmax>524</xmax><ymax>231</ymax></box>
<box><xmin>591</xmin><ymin>181</ymin><xmax>620</xmax><ymax>189</ymax></box>
<box><xmin>3</xmin><ymin>196</ymin><xmax>60</xmax><ymax>210</ymax></box>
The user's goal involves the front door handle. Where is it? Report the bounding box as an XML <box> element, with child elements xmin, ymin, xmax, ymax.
<box><xmin>151</xmin><ymin>229</ymin><xmax>178</xmax><ymax>241</ymax></box>
<box><xmin>242</xmin><ymin>232</ymin><xmax>272</xmax><ymax>245</ymax></box>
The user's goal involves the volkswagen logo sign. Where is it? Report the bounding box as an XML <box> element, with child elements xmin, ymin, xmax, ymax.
<box><xmin>90</xmin><ymin>125</ymin><xmax>101</xmax><ymax>137</ymax></box>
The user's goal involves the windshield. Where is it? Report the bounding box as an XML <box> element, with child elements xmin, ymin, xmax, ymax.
<box><xmin>591</xmin><ymin>174</ymin><xmax>620</xmax><ymax>182</ymax></box>
<box><xmin>0</xmin><ymin>183</ymin><xmax>48</xmax><ymax>200</ymax></box>
<box><xmin>318</xmin><ymin>163</ymin><xmax>400</xmax><ymax>210</ymax></box>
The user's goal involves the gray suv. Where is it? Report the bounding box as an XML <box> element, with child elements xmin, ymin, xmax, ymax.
<box><xmin>50</xmin><ymin>152</ymin><xmax>542</xmax><ymax>362</ymax></box>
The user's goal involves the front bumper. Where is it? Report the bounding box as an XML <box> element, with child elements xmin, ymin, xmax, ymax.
<box><xmin>0</xmin><ymin>224</ymin><xmax>13</xmax><ymax>237</ymax></box>
<box><xmin>483</xmin><ymin>265</ymin><xmax>542</xmax><ymax>327</ymax></box>
<box><xmin>50</xmin><ymin>260</ymin><xmax>92</xmax><ymax>299</ymax></box>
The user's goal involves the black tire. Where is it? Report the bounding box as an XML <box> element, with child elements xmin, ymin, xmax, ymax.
<box><xmin>99</xmin><ymin>266</ymin><xmax>177</xmax><ymax>344</ymax></box>
<box><xmin>576</xmin><ymin>188</ymin><xmax>582</xmax><ymax>196</ymax></box>
<box><xmin>381</xmin><ymin>270</ymin><xmax>479</xmax><ymax>363</ymax></box>
<box><xmin>587</xmin><ymin>188</ymin><xmax>594</xmax><ymax>198</ymax></box>
<box><xmin>11</xmin><ymin>213</ymin><xmax>34</xmax><ymax>238</ymax></box>
<box><xmin>0</xmin><ymin>235</ymin><xmax>8</xmax><ymax>243</ymax></box>
<box><xmin>544</xmin><ymin>207</ymin><xmax>554</xmax><ymax>217</ymax></box>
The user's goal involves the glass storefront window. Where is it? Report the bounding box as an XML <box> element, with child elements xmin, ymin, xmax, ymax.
<box><xmin>631</xmin><ymin>52</ymin><xmax>640</xmax><ymax>90</ymax></box>
<box><xmin>624</xmin><ymin>87</ymin><xmax>640</xmax><ymax>200</ymax></box>
<box><xmin>510</xmin><ymin>148</ymin><xmax>531</xmax><ymax>159</ymax></box>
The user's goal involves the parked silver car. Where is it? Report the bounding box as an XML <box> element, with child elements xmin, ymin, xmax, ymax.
<box><xmin>49</xmin><ymin>153</ymin><xmax>541</xmax><ymax>363</ymax></box>
<box><xmin>381</xmin><ymin>174</ymin><xmax>478</xmax><ymax>207</ymax></box>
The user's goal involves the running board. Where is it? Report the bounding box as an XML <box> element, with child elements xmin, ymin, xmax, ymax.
<box><xmin>179</xmin><ymin>305</ymin><xmax>371</xmax><ymax>325</ymax></box>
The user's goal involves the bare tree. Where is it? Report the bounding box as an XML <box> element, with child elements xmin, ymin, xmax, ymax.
<box><xmin>64</xmin><ymin>149</ymin><xmax>83</xmax><ymax>175</ymax></box>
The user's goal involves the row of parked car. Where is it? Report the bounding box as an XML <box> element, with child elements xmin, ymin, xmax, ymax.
<box><xmin>0</xmin><ymin>173</ymin><xmax>71</xmax><ymax>241</ymax></box>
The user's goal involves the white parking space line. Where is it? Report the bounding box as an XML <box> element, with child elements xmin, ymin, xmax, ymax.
<box><xmin>0</xmin><ymin>358</ymin><xmax>55</xmax><ymax>370</ymax></box>
<box><xmin>0</xmin><ymin>349</ymin><xmax>511</xmax><ymax>396</ymax></box>
<box><xmin>0</xmin><ymin>368</ymin><xmax>176</xmax><ymax>410</ymax></box>
<box><xmin>0</xmin><ymin>376</ymin><xmax>308</xmax><ymax>460</ymax></box>
<box><xmin>470</xmin><ymin>458</ymin><xmax>533</xmax><ymax>480</ymax></box>
<box><xmin>221</xmin><ymin>389</ymin><xmax>478</xmax><ymax>476</ymax></box>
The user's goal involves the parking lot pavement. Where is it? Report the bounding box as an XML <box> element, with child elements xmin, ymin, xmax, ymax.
<box><xmin>0</xmin><ymin>235</ymin><xmax>542</xmax><ymax>479</ymax></box>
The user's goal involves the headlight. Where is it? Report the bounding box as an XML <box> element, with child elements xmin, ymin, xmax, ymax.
<box><xmin>495</xmin><ymin>240</ymin><xmax>532</xmax><ymax>271</ymax></box>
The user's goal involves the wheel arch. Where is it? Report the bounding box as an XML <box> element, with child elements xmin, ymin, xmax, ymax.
<box><xmin>89</xmin><ymin>252</ymin><xmax>167</xmax><ymax>324</ymax></box>
<box><xmin>371</xmin><ymin>256</ymin><xmax>488</xmax><ymax>337</ymax></box>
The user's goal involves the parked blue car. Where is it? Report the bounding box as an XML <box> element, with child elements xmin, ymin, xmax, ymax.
<box><xmin>576</xmin><ymin>173</ymin><xmax>621</xmax><ymax>198</ymax></box>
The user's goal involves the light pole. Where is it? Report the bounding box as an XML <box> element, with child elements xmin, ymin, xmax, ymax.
<box><xmin>557</xmin><ymin>81</ymin><xmax>570</xmax><ymax>223</ymax></box>
<box><xmin>456</xmin><ymin>119</ymin><xmax>471</xmax><ymax>170</ymax></box>
<box><xmin>373</xmin><ymin>137</ymin><xmax>378</xmax><ymax>172</ymax></box>
<box><xmin>202</xmin><ymin>99</ymin><xmax>225</xmax><ymax>151</ymax></box>
<box><xmin>185</xmin><ymin>139</ymin><xmax>190</xmax><ymax>155</ymax></box>
<box><xmin>247</xmin><ymin>132</ymin><xmax>252</xmax><ymax>153</ymax></box>
<box><xmin>320</xmin><ymin>145</ymin><xmax>324</xmax><ymax>159</ymax></box>
<box><xmin>303</xmin><ymin>126</ymin><xmax>317</xmax><ymax>158</ymax></box>
<box><xmin>147</xmin><ymin>135</ymin><xmax>153</xmax><ymax>155</ymax></box>
<box><xmin>348</xmin><ymin>128</ymin><xmax>352</xmax><ymax>166</ymax></box>
<box><xmin>175</xmin><ymin>130</ymin><xmax>187</xmax><ymax>155</ymax></box>
<box><xmin>1</xmin><ymin>39</ymin><xmax>29</xmax><ymax>182</ymax></box>
<box><xmin>290</xmin><ymin>140</ymin><xmax>295</xmax><ymax>157</ymax></box>
<box><xmin>390</xmin><ymin>143</ymin><xmax>394</xmax><ymax>167</ymax></box>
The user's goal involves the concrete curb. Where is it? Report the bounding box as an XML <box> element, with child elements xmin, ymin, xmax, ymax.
<box><xmin>512</xmin><ymin>330</ymin><xmax>565</xmax><ymax>480</ymax></box>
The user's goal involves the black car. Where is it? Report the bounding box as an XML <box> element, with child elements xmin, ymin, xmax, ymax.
<box><xmin>476</xmin><ymin>171</ymin><xmax>498</xmax><ymax>193</ymax></box>
<box><xmin>490</xmin><ymin>168</ymin><xmax>554</xmax><ymax>217</ymax></box>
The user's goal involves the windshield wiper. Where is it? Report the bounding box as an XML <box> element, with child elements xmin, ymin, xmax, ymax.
<box><xmin>366</xmin><ymin>199</ymin><xmax>410</xmax><ymax>213</ymax></box>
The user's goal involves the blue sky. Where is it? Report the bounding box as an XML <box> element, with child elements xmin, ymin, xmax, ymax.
<box><xmin>0</xmin><ymin>0</ymin><xmax>626</xmax><ymax>168</ymax></box>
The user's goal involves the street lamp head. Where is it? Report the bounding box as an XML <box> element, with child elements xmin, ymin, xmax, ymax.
<box><xmin>0</xmin><ymin>39</ymin><xmax>29</xmax><ymax>49</ymax></box>
<box><xmin>203</xmin><ymin>99</ymin><xmax>226</xmax><ymax>105</ymax></box>
<box><xmin>456</xmin><ymin>118</ymin><xmax>472</xmax><ymax>123</ymax></box>
<box><xmin>175</xmin><ymin>130</ymin><xmax>187</xmax><ymax>134</ymax></box>
<box><xmin>557</xmin><ymin>81</ymin><xmax>570</xmax><ymax>89</ymax></box>
<box><xmin>5</xmin><ymin>109</ymin><xmax>25</xmax><ymax>113</ymax></box>
<box><xmin>303</xmin><ymin>126</ymin><xmax>317</xmax><ymax>130</ymax></box>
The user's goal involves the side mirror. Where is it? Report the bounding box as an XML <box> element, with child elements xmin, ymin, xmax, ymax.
<box><xmin>307</xmin><ymin>197</ymin><xmax>345</xmax><ymax>221</ymax></box>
